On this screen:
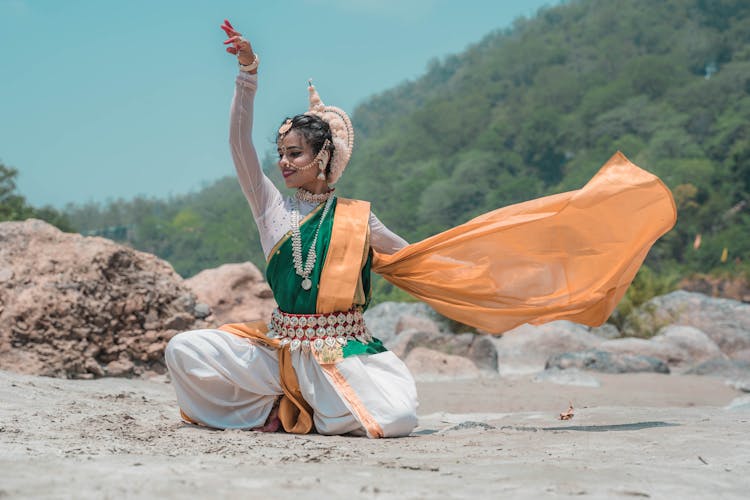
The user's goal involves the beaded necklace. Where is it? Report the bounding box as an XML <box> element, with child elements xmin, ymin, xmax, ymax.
<box><xmin>290</xmin><ymin>195</ymin><xmax>335</xmax><ymax>290</ymax></box>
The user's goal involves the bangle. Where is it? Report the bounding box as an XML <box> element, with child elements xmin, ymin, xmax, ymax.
<box><xmin>239</xmin><ymin>54</ymin><xmax>260</xmax><ymax>72</ymax></box>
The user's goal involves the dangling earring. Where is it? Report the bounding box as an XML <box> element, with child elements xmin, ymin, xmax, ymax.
<box><xmin>317</xmin><ymin>159</ymin><xmax>326</xmax><ymax>180</ymax></box>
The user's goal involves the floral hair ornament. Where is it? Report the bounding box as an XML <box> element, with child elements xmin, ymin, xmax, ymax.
<box><xmin>304</xmin><ymin>79</ymin><xmax>354</xmax><ymax>185</ymax></box>
<box><xmin>278</xmin><ymin>118</ymin><xmax>293</xmax><ymax>137</ymax></box>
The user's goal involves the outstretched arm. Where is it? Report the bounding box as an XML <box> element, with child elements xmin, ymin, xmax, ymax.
<box><xmin>370</xmin><ymin>211</ymin><xmax>408</xmax><ymax>254</ymax></box>
<box><xmin>222</xmin><ymin>20</ymin><xmax>282</xmax><ymax>221</ymax></box>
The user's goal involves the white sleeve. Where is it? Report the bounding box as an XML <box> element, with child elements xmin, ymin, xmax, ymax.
<box><xmin>369</xmin><ymin>211</ymin><xmax>408</xmax><ymax>254</ymax></box>
<box><xmin>229</xmin><ymin>72</ymin><xmax>284</xmax><ymax>223</ymax></box>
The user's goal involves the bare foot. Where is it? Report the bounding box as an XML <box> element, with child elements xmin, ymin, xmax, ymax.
<box><xmin>252</xmin><ymin>400</ymin><xmax>281</xmax><ymax>433</ymax></box>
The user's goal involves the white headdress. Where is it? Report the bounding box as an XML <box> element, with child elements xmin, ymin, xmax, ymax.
<box><xmin>304</xmin><ymin>80</ymin><xmax>354</xmax><ymax>185</ymax></box>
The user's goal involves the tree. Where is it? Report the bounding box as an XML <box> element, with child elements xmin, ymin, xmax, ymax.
<box><xmin>0</xmin><ymin>161</ymin><xmax>73</xmax><ymax>231</ymax></box>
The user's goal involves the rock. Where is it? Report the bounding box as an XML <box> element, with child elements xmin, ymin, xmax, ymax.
<box><xmin>726</xmin><ymin>378</ymin><xmax>750</xmax><ymax>393</ymax></box>
<box><xmin>395</xmin><ymin>314</ymin><xmax>441</xmax><ymax>336</ymax></box>
<box><xmin>589</xmin><ymin>323</ymin><xmax>620</xmax><ymax>339</ymax></box>
<box><xmin>184</xmin><ymin>262</ymin><xmax>276</xmax><ymax>325</ymax></box>
<box><xmin>623</xmin><ymin>291</ymin><xmax>750</xmax><ymax>356</ymax></box>
<box><xmin>493</xmin><ymin>321</ymin><xmax>603</xmax><ymax>375</ymax></box>
<box><xmin>0</xmin><ymin>268</ymin><xmax>14</xmax><ymax>283</ymax></box>
<box><xmin>651</xmin><ymin>325</ymin><xmax>723</xmax><ymax>365</ymax></box>
<box><xmin>387</xmin><ymin>330</ymin><xmax>440</xmax><ymax>359</ymax></box>
<box><xmin>193</xmin><ymin>303</ymin><xmax>211</xmax><ymax>319</ymax></box>
<box><xmin>363</xmin><ymin>302</ymin><xmax>440</xmax><ymax>345</ymax></box>
<box><xmin>105</xmin><ymin>357</ymin><xmax>134</xmax><ymax>377</ymax></box>
<box><xmin>683</xmin><ymin>357</ymin><xmax>750</xmax><ymax>378</ymax></box>
<box><xmin>404</xmin><ymin>347</ymin><xmax>480</xmax><ymax>380</ymax></box>
<box><xmin>163</xmin><ymin>312</ymin><xmax>196</xmax><ymax>331</ymax></box>
<box><xmin>467</xmin><ymin>335</ymin><xmax>499</xmax><ymax>371</ymax></box>
<box><xmin>546</xmin><ymin>350</ymin><xmax>670</xmax><ymax>374</ymax></box>
<box><xmin>0</xmin><ymin>219</ymin><xmax>207</xmax><ymax>379</ymax></box>
<box><xmin>725</xmin><ymin>395</ymin><xmax>750</xmax><ymax>411</ymax></box>
<box><xmin>730</xmin><ymin>349</ymin><xmax>750</xmax><ymax>362</ymax></box>
<box><xmin>533</xmin><ymin>368</ymin><xmax>601</xmax><ymax>387</ymax></box>
<box><xmin>441</xmin><ymin>421</ymin><xmax>496</xmax><ymax>433</ymax></box>
<box><xmin>598</xmin><ymin>338</ymin><xmax>687</xmax><ymax>365</ymax></box>
<box><xmin>386</xmin><ymin>329</ymin><xmax>498</xmax><ymax>371</ymax></box>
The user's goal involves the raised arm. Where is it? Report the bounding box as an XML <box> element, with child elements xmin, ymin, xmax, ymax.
<box><xmin>222</xmin><ymin>20</ymin><xmax>282</xmax><ymax>221</ymax></box>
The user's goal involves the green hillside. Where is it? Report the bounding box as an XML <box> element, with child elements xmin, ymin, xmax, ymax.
<box><xmin>57</xmin><ymin>0</ymin><xmax>749</xmax><ymax>292</ymax></box>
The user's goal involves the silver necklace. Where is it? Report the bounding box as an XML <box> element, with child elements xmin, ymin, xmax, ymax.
<box><xmin>291</xmin><ymin>195</ymin><xmax>335</xmax><ymax>290</ymax></box>
<box><xmin>295</xmin><ymin>188</ymin><xmax>334</xmax><ymax>204</ymax></box>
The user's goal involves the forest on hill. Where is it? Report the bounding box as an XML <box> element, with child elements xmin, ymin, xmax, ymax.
<box><xmin>4</xmin><ymin>0</ymin><xmax>750</xmax><ymax>308</ymax></box>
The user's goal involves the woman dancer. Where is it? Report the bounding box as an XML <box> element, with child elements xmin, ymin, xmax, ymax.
<box><xmin>165</xmin><ymin>20</ymin><xmax>419</xmax><ymax>438</ymax></box>
<box><xmin>165</xmin><ymin>20</ymin><xmax>677</xmax><ymax>438</ymax></box>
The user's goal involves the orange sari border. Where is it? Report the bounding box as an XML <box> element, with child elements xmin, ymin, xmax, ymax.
<box><xmin>315</xmin><ymin>197</ymin><xmax>386</xmax><ymax>437</ymax></box>
<box><xmin>317</xmin><ymin>198</ymin><xmax>371</xmax><ymax>314</ymax></box>
<box><xmin>315</xmin><ymin>353</ymin><xmax>385</xmax><ymax>438</ymax></box>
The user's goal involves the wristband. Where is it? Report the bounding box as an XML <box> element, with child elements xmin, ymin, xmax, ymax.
<box><xmin>239</xmin><ymin>54</ymin><xmax>260</xmax><ymax>72</ymax></box>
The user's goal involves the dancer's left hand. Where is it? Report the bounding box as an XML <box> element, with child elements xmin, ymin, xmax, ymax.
<box><xmin>221</xmin><ymin>19</ymin><xmax>254</xmax><ymax>66</ymax></box>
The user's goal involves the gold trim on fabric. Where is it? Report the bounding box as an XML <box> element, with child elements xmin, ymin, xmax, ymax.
<box><xmin>316</xmin><ymin>198</ymin><xmax>371</xmax><ymax>314</ymax></box>
<box><xmin>315</xmin><ymin>353</ymin><xmax>384</xmax><ymax>438</ymax></box>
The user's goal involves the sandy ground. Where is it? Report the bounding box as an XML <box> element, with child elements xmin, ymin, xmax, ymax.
<box><xmin>1</xmin><ymin>369</ymin><xmax>749</xmax><ymax>499</ymax></box>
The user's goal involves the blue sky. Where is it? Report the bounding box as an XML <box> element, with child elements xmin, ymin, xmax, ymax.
<box><xmin>0</xmin><ymin>0</ymin><xmax>552</xmax><ymax>208</ymax></box>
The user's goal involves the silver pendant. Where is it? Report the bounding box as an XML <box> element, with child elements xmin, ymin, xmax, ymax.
<box><xmin>301</xmin><ymin>278</ymin><xmax>312</xmax><ymax>290</ymax></box>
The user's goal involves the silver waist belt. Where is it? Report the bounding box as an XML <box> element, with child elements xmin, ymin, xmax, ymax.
<box><xmin>268</xmin><ymin>307</ymin><xmax>372</xmax><ymax>352</ymax></box>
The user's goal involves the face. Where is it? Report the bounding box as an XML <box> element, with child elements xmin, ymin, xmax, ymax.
<box><xmin>277</xmin><ymin>130</ymin><xmax>328</xmax><ymax>193</ymax></box>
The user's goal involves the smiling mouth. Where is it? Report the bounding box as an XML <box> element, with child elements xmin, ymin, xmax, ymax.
<box><xmin>282</xmin><ymin>168</ymin><xmax>296</xmax><ymax>178</ymax></box>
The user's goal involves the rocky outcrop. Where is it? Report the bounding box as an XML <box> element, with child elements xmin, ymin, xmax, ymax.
<box><xmin>651</xmin><ymin>325</ymin><xmax>724</xmax><ymax>365</ymax></box>
<box><xmin>184</xmin><ymin>262</ymin><xmax>276</xmax><ymax>325</ymax></box>
<box><xmin>492</xmin><ymin>321</ymin><xmax>603</xmax><ymax>374</ymax></box>
<box><xmin>0</xmin><ymin>219</ymin><xmax>209</xmax><ymax>378</ymax></box>
<box><xmin>623</xmin><ymin>291</ymin><xmax>750</xmax><ymax>356</ymax></box>
<box><xmin>362</xmin><ymin>303</ymin><xmax>499</xmax><ymax>370</ymax></box>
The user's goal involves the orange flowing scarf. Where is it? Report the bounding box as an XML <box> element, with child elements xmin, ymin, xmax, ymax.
<box><xmin>372</xmin><ymin>152</ymin><xmax>677</xmax><ymax>334</ymax></box>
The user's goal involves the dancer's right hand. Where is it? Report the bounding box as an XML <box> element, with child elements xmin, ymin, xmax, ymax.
<box><xmin>221</xmin><ymin>19</ymin><xmax>254</xmax><ymax>66</ymax></box>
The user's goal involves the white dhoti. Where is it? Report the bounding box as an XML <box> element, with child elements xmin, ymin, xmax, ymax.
<box><xmin>165</xmin><ymin>329</ymin><xmax>418</xmax><ymax>438</ymax></box>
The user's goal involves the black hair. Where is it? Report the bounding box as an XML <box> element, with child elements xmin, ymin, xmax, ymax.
<box><xmin>277</xmin><ymin>114</ymin><xmax>335</xmax><ymax>173</ymax></box>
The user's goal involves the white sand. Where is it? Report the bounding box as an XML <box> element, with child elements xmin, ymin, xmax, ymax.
<box><xmin>1</xmin><ymin>370</ymin><xmax>748</xmax><ymax>499</ymax></box>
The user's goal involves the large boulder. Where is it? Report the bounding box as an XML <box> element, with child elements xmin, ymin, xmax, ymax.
<box><xmin>623</xmin><ymin>291</ymin><xmax>750</xmax><ymax>356</ymax></box>
<box><xmin>546</xmin><ymin>350</ymin><xmax>670</xmax><ymax>374</ymax></box>
<box><xmin>0</xmin><ymin>219</ymin><xmax>209</xmax><ymax>379</ymax></box>
<box><xmin>651</xmin><ymin>325</ymin><xmax>724</xmax><ymax>366</ymax></box>
<box><xmin>492</xmin><ymin>321</ymin><xmax>603</xmax><ymax>374</ymax></box>
<box><xmin>404</xmin><ymin>347</ymin><xmax>480</xmax><ymax>381</ymax></box>
<box><xmin>597</xmin><ymin>337</ymin><xmax>688</xmax><ymax>365</ymax></box>
<box><xmin>184</xmin><ymin>262</ymin><xmax>276</xmax><ymax>325</ymax></box>
<box><xmin>363</xmin><ymin>302</ymin><xmax>442</xmax><ymax>345</ymax></box>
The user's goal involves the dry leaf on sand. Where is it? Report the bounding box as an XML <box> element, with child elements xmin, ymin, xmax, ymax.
<box><xmin>559</xmin><ymin>402</ymin><xmax>575</xmax><ymax>420</ymax></box>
